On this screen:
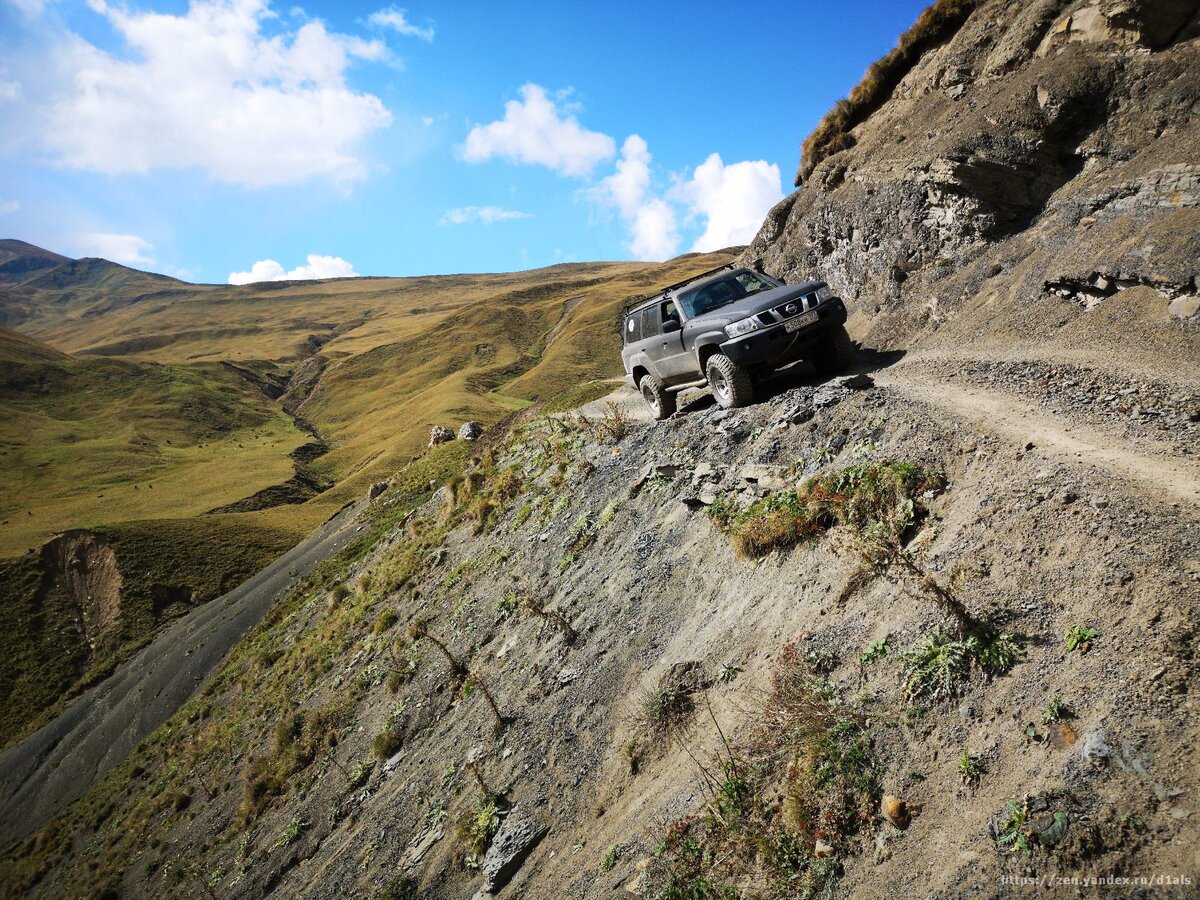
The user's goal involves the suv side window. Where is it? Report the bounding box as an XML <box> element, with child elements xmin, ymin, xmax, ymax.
<box><xmin>661</xmin><ymin>299</ymin><xmax>680</xmax><ymax>327</ymax></box>
<box><xmin>641</xmin><ymin>305</ymin><xmax>661</xmax><ymax>338</ymax></box>
<box><xmin>624</xmin><ymin>312</ymin><xmax>642</xmax><ymax>343</ymax></box>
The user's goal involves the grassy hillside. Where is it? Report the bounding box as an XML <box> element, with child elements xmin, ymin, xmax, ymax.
<box><xmin>0</xmin><ymin>334</ymin><xmax>310</xmax><ymax>556</ymax></box>
<box><xmin>0</xmin><ymin>246</ymin><xmax>739</xmax><ymax>747</ymax></box>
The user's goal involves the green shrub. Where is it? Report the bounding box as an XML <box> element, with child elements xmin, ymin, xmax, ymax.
<box><xmin>643</xmin><ymin>642</ymin><xmax>879</xmax><ymax>899</ymax></box>
<box><xmin>373</xmin><ymin>609</ymin><xmax>399</xmax><ymax>634</ymax></box>
<box><xmin>903</xmin><ymin>624</ymin><xmax>1020</xmax><ymax>702</ymax></box>
<box><xmin>708</xmin><ymin>461</ymin><xmax>944</xmax><ymax>558</ymax></box>
<box><xmin>372</xmin><ymin>726</ymin><xmax>403</xmax><ymax>760</ymax></box>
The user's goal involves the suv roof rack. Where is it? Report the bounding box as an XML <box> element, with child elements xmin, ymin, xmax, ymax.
<box><xmin>621</xmin><ymin>262</ymin><xmax>737</xmax><ymax>318</ymax></box>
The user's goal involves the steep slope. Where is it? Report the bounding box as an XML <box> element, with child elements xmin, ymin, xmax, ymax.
<box><xmin>2</xmin><ymin>363</ymin><xmax>1195</xmax><ymax>898</ymax></box>
<box><xmin>0</xmin><ymin>250</ymin><xmax>736</xmax><ymax>752</ymax></box>
<box><xmin>743</xmin><ymin>0</ymin><xmax>1200</xmax><ymax>379</ymax></box>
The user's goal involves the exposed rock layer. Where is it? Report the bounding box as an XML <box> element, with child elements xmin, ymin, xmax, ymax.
<box><xmin>744</xmin><ymin>0</ymin><xmax>1200</xmax><ymax>350</ymax></box>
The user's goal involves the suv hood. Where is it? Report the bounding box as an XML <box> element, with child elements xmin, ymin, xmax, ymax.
<box><xmin>687</xmin><ymin>282</ymin><xmax>822</xmax><ymax>327</ymax></box>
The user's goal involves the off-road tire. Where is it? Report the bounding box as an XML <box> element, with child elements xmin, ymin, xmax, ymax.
<box><xmin>706</xmin><ymin>354</ymin><xmax>754</xmax><ymax>409</ymax></box>
<box><xmin>639</xmin><ymin>373</ymin><xmax>676</xmax><ymax>420</ymax></box>
<box><xmin>811</xmin><ymin>323</ymin><xmax>856</xmax><ymax>376</ymax></box>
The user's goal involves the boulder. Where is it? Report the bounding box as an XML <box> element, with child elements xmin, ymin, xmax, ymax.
<box><xmin>481</xmin><ymin>809</ymin><xmax>548</xmax><ymax>893</ymax></box>
<box><xmin>428</xmin><ymin>425</ymin><xmax>456</xmax><ymax>446</ymax></box>
<box><xmin>367</xmin><ymin>481</ymin><xmax>388</xmax><ymax>500</ymax></box>
<box><xmin>459</xmin><ymin>421</ymin><xmax>484</xmax><ymax>441</ymax></box>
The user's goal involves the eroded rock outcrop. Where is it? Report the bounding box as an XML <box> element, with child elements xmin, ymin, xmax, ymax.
<box><xmin>744</xmin><ymin>0</ymin><xmax>1200</xmax><ymax>337</ymax></box>
<box><xmin>39</xmin><ymin>530</ymin><xmax>123</xmax><ymax>652</ymax></box>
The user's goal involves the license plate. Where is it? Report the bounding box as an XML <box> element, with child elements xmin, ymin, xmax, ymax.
<box><xmin>784</xmin><ymin>310</ymin><xmax>818</xmax><ymax>332</ymax></box>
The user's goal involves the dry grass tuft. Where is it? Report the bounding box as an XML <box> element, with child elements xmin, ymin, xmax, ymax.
<box><xmin>797</xmin><ymin>0</ymin><xmax>978</xmax><ymax>183</ymax></box>
<box><xmin>642</xmin><ymin>643</ymin><xmax>879</xmax><ymax>899</ymax></box>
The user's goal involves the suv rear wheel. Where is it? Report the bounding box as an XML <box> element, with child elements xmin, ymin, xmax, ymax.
<box><xmin>811</xmin><ymin>323</ymin><xmax>856</xmax><ymax>376</ymax></box>
<box><xmin>639</xmin><ymin>373</ymin><xmax>676</xmax><ymax>420</ymax></box>
<box><xmin>706</xmin><ymin>354</ymin><xmax>754</xmax><ymax>409</ymax></box>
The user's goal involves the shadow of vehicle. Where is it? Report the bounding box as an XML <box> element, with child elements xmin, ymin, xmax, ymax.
<box><xmin>672</xmin><ymin>346</ymin><xmax>908</xmax><ymax>416</ymax></box>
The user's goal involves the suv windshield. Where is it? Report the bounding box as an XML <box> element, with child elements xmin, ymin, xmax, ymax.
<box><xmin>678</xmin><ymin>271</ymin><xmax>777</xmax><ymax>318</ymax></box>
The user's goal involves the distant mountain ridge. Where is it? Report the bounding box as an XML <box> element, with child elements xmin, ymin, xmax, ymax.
<box><xmin>0</xmin><ymin>240</ymin><xmax>69</xmax><ymax>283</ymax></box>
<box><xmin>0</xmin><ymin>240</ymin><xmax>187</xmax><ymax>332</ymax></box>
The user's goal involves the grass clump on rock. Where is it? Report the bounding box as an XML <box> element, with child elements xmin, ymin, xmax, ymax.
<box><xmin>798</xmin><ymin>0</ymin><xmax>979</xmax><ymax>182</ymax></box>
<box><xmin>642</xmin><ymin>642</ymin><xmax>879</xmax><ymax>900</ymax></box>
<box><xmin>707</xmin><ymin>461</ymin><xmax>945</xmax><ymax>558</ymax></box>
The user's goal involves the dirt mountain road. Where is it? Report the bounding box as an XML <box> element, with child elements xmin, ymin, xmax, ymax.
<box><xmin>872</xmin><ymin>365</ymin><xmax>1200</xmax><ymax>510</ymax></box>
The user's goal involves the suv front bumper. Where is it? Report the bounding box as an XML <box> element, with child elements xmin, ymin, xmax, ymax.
<box><xmin>719</xmin><ymin>297</ymin><xmax>847</xmax><ymax>368</ymax></box>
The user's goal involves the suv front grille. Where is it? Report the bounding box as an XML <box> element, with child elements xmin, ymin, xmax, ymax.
<box><xmin>770</xmin><ymin>292</ymin><xmax>820</xmax><ymax>320</ymax></box>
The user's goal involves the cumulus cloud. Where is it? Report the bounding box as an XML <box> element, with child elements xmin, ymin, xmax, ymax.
<box><xmin>673</xmin><ymin>153</ymin><xmax>783</xmax><ymax>252</ymax></box>
<box><xmin>440</xmin><ymin>205</ymin><xmax>531</xmax><ymax>226</ymax></box>
<box><xmin>228</xmin><ymin>254</ymin><xmax>358</xmax><ymax>284</ymax></box>
<box><xmin>35</xmin><ymin>0</ymin><xmax>392</xmax><ymax>187</ymax></box>
<box><xmin>589</xmin><ymin>135</ymin><xmax>679</xmax><ymax>261</ymax></box>
<box><xmin>73</xmin><ymin>232</ymin><xmax>155</xmax><ymax>266</ymax></box>
<box><xmin>462</xmin><ymin>84</ymin><xmax>615</xmax><ymax>177</ymax></box>
<box><xmin>368</xmin><ymin>6</ymin><xmax>434</xmax><ymax>41</ymax></box>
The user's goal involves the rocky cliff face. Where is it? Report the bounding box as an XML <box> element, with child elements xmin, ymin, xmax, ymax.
<box><xmin>744</xmin><ymin>0</ymin><xmax>1200</xmax><ymax>351</ymax></box>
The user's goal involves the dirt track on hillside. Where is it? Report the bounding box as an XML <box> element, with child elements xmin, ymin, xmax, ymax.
<box><xmin>0</xmin><ymin>499</ymin><xmax>366</xmax><ymax>850</ymax></box>
<box><xmin>872</xmin><ymin>366</ymin><xmax>1200</xmax><ymax>509</ymax></box>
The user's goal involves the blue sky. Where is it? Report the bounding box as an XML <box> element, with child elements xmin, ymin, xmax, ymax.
<box><xmin>0</xmin><ymin>0</ymin><xmax>928</xmax><ymax>283</ymax></box>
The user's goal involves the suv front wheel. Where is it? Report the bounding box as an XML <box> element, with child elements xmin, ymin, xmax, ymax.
<box><xmin>639</xmin><ymin>373</ymin><xmax>677</xmax><ymax>420</ymax></box>
<box><xmin>811</xmin><ymin>323</ymin><xmax>856</xmax><ymax>376</ymax></box>
<box><xmin>705</xmin><ymin>354</ymin><xmax>754</xmax><ymax>409</ymax></box>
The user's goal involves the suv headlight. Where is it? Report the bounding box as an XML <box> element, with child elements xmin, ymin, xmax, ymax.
<box><xmin>816</xmin><ymin>284</ymin><xmax>833</xmax><ymax>302</ymax></box>
<box><xmin>724</xmin><ymin>317</ymin><xmax>760</xmax><ymax>338</ymax></box>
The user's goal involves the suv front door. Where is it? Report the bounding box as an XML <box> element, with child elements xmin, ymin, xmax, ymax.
<box><xmin>654</xmin><ymin>298</ymin><xmax>694</xmax><ymax>383</ymax></box>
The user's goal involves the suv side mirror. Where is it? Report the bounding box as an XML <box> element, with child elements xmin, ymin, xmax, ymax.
<box><xmin>662</xmin><ymin>318</ymin><xmax>681</xmax><ymax>334</ymax></box>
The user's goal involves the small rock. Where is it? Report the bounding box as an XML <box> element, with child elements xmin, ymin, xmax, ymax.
<box><xmin>429</xmin><ymin>425</ymin><xmax>456</xmax><ymax>446</ymax></box>
<box><xmin>482</xmin><ymin>810</ymin><xmax>549</xmax><ymax>893</ymax></box>
<box><xmin>401</xmin><ymin>826</ymin><xmax>444</xmax><ymax>868</ymax></box>
<box><xmin>833</xmin><ymin>372</ymin><xmax>874</xmax><ymax>390</ymax></box>
<box><xmin>814</xmin><ymin>839</ymin><xmax>834</xmax><ymax>857</ymax></box>
<box><xmin>368</xmin><ymin>481</ymin><xmax>388</xmax><ymax>500</ymax></box>
<box><xmin>882</xmin><ymin>795</ymin><xmax>912</xmax><ymax>829</ymax></box>
<box><xmin>458</xmin><ymin>421</ymin><xmax>484</xmax><ymax>441</ymax></box>
<box><xmin>1048</xmin><ymin>723</ymin><xmax>1077</xmax><ymax>749</ymax></box>
<box><xmin>384</xmin><ymin>749</ymin><xmax>406</xmax><ymax>772</ymax></box>
<box><xmin>1167</xmin><ymin>296</ymin><xmax>1199</xmax><ymax>320</ymax></box>
<box><xmin>1080</xmin><ymin>729</ymin><xmax>1110</xmax><ymax>764</ymax></box>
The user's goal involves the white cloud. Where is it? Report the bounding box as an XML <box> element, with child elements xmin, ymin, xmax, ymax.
<box><xmin>6</xmin><ymin>0</ymin><xmax>45</xmax><ymax>18</ymax></box>
<box><xmin>672</xmin><ymin>153</ymin><xmax>783</xmax><ymax>252</ymax></box>
<box><xmin>368</xmin><ymin>6</ymin><xmax>434</xmax><ymax>41</ymax></box>
<box><xmin>462</xmin><ymin>84</ymin><xmax>615</xmax><ymax>178</ymax></box>
<box><xmin>440</xmin><ymin>205</ymin><xmax>530</xmax><ymax>226</ymax></box>
<box><xmin>73</xmin><ymin>232</ymin><xmax>155</xmax><ymax>266</ymax></box>
<box><xmin>0</xmin><ymin>199</ymin><xmax>19</xmax><ymax>214</ymax></box>
<box><xmin>36</xmin><ymin>0</ymin><xmax>393</xmax><ymax>187</ymax></box>
<box><xmin>589</xmin><ymin>135</ymin><xmax>679</xmax><ymax>261</ymax></box>
<box><xmin>228</xmin><ymin>253</ymin><xmax>358</xmax><ymax>284</ymax></box>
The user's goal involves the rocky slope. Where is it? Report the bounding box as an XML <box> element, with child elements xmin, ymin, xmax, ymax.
<box><xmin>744</xmin><ymin>0</ymin><xmax>1200</xmax><ymax>365</ymax></box>
<box><xmin>1</xmin><ymin>2</ymin><xmax>1198</xmax><ymax>897</ymax></box>
<box><xmin>2</xmin><ymin>358</ymin><xmax>1195</xmax><ymax>899</ymax></box>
